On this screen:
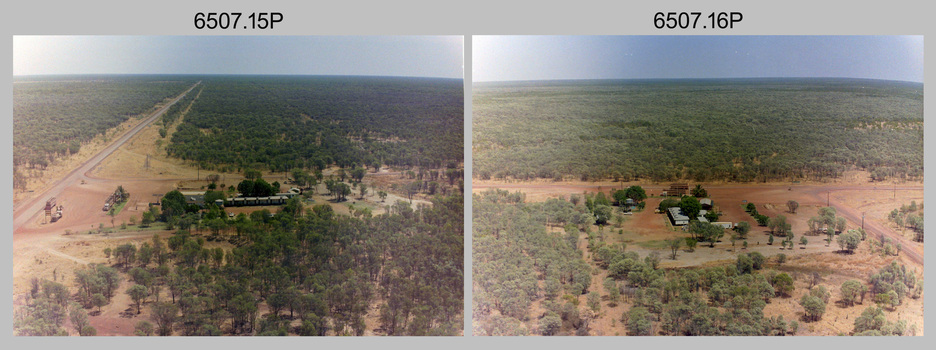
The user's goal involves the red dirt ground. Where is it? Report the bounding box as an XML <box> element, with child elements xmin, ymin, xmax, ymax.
<box><xmin>473</xmin><ymin>174</ymin><xmax>924</xmax><ymax>336</ymax></box>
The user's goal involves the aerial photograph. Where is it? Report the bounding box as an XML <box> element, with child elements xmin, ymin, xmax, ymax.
<box><xmin>472</xmin><ymin>36</ymin><xmax>923</xmax><ymax>336</ymax></box>
<box><xmin>12</xmin><ymin>35</ymin><xmax>464</xmax><ymax>336</ymax></box>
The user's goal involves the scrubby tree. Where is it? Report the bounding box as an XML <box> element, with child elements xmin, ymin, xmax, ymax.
<box><xmin>734</xmin><ymin>221</ymin><xmax>751</xmax><ymax>239</ymax></box>
<box><xmin>291</xmin><ymin>168</ymin><xmax>311</xmax><ymax>188</ymax></box>
<box><xmin>840</xmin><ymin>280</ymin><xmax>868</xmax><ymax>307</ymax></box>
<box><xmin>625</xmin><ymin>186</ymin><xmax>647</xmax><ymax>202</ymax></box>
<box><xmin>853</xmin><ymin>305</ymin><xmax>907</xmax><ymax>335</ymax></box>
<box><xmin>624</xmin><ymin>307</ymin><xmax>654</xmax><ymax>336</ymax></box>
<box><xmin>678</xmin><ymin>196</ymin><xmax>702</xmax><ymax>221</ymax></box>
<box><xmin>613</xmin><ymin>212</ymin><xmax>626</xmax><ymax>228</ymax></box>
<box><xmin>755</xmin><ymin>214</ymin><xmax>770</xmax><ymax>227</ymax></box>
<box><xmin>243</xmin><ymin>169</ymin><xmax>262</xmax><ymax>180</ymax></box>
<box><xmin>113</xmin><ymin>244</ymin><xmax>137</xmax><ymax>266</ymax></box>
<box><xmin>91</xmin><ymin>293</ymin><xmax>108</xmax><ymax>313</ymax></box>
<box><xmin>80</xmin><ymin>325</ymin><xmax>97</xmax><ymax>336</ymax></box>
<box><xmin>684</xmin><ymin>238</ymin><xmax>697</xmax><ymax>252</ymax></box>
<box><xmin>736</xmin><ymin>254</ymin><xmax>754</xmax><ymax>275</ymax></box>
<box><xmin>799</xmin><ymin>294</ymin><xmax>826</xmax><ymax>322</ymax></box>
<box><xmin>837</xmin><ymin>231</ymin><xmax>861</xmax><ymax>253</ymax></box>
<box><xmin>604</xmin><ymin>278</ymin><xmax>620</xmax><ymax>306</ymax></box>
<box><xmin>612</xmin><ymin>189</ymin><xmax>628</xmax><ymax>206</ymax></box>
<box><xmin>334</xmin><ymin>182</ymin><xmax>352</xmax><ymax>202</ymax></box>
<box><xmin>768</xmin><ymin>215</ymin><xmax>790</xmax><ymax>236</ymax></box>
<box><xmin>359</xmin><ymin>183</ymin><xmax>368</xmax><ymax>198</ymax></box>
<box><xmin>141</xmin><ymin>211</ymin><xmax>155</xmax><ymax>227</ymax></box>
<box><xmin>160</xmin><ymin>190</ymin><xmax>186</xmax><ymax>221</ymax></box>
<box><xmin>748</xmin><ymin>252</ymin><xmax>766</xmax><ymax>270</ymax></box>
<box><xmin>135</xmin><ymin>321</ymin><xmax>155</xmax><ymax>336</ymax></box>
<box><xmin>745</xmin><ymin>203</ymin><xmax>757</xmax><ymax>213</ymax></box>
<box><xmin>587</xmin><ymin>291</ymin><xmax>601</xmax><ymax>312</ymax></box>
<box><xmin>835</xmin><ymin>217</ymin><xmax>847</xmax><ymax>234</ymax></box>
<box><xmin>787</xmin><ymin>200</ymin><xmax>799</xmax><ymax>214</ymax></box>
<box><xmin>668</xmin><ymin>238</ymin><xmax>682</xmax><ymax>260</ymax></box>
<box><xmin>539</xmin><ymin>312</ymin><xmax>562</xmax><ymax>336</ymax></box>
<box><xmin>151</xmin><ymin>302</ymin><xmax>179</xmax><ymax>336</ymax></box>
<box><xmin>593</xmin><ymin>204</ymin><xmax>613</xmax><ymax>225</ymax></box>
<box><xmin>772</xmin><ymin>273</ymin><xmax>794</xmax><ymax>297</ymax></box>
<box><xmin>776</xmin><ymin>253</ymin><xmax>786</xmax><ymax>265</ymax></box>
<box><xmin>127</xmin><ymin>284</ymin><xmax>149</xmax><ymax>314</ymax></box>
<box><xmin>658</xmin><ymin>198</ymin><xmax>680</xmax><ymax>213</ymax></box>
<box><xmin>69</xmin><ymin>302</ymin><xmax>92</xmax><ymax>336</ymax></box>
<box><xmin>689</xmin><ymin>221</ymin><xmax>723</xmax><ymax>247</ymax></box>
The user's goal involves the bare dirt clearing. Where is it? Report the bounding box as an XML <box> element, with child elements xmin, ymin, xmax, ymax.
<box><xmin>474</xmin><ymin>175</ymin><xmax>923</xmax><ymax>265</ymax></box>
<box><xmin>474</xmin><ymin>175</ymin><xmax>923</xmax><ymax>336</ymax></box>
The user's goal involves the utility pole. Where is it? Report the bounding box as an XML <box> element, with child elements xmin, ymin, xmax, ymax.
<box><xmin>862</xmin><ymin>212</ymin><xmax>865</xmax><ymax>230</ymax></box>
<box><xmin>827</xmin><ymin>191</ymin><xmax>830</xmax><ymax>207</ymax></box>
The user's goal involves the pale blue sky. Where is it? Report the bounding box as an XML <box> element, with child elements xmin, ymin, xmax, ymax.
<box><xmin>474</xmin><ymin>36</ymin><xmax>924</xmax><ymax>83</ymax></box>
<box><xmin>13</xmin><ymin>36</ymin><xmax>464</xmax><ymax>78</ymax></box>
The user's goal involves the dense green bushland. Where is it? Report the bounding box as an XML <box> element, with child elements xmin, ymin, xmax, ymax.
<box><xmin>472</xmin><ymin>190</ymin><xmax>920</xmax><ymax>336</ymax></box>
<box><xmin>167</xmin><ymin>76</ymin><xmax>463</xmax><ymax>173</ymax></box>
<box><xmin>16</xmin><ymin>194</ymin><xmax>464</xmax><ymax>336</ymax></box>
<box><xmin>13</xmin><ymin>75</ymin><xmax>195</xmax><ymax>172</ymax></box>
<box><xmin>473</xmin><ymin>78</ymin><xmax>923</xmax><ymax>182</ymax></box>
<box><xmin>473</xmin><ymin>190</ymin><xmax>788</xmax><ymax>336</ymax></box>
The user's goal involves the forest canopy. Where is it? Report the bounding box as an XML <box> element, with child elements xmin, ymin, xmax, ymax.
<box><xmin>166</xmin><ymin>76</ymin><xmax>463</xmax><ymax>173</ymax></box>
<box><xmin>13</xmin><ymin>75</ymin><xmax>195</xmax><ymax>171</ymax></box>
<box><xmin>473</xmin><ymin>78</ymin><xmax>923</xmax><ymax>183</ymax></box>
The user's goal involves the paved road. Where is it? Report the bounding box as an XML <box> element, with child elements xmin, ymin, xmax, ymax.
<box><xmin>12</xmin><ymin>82</ymin><xmax>200</xmax><ymax>234</ymax></box>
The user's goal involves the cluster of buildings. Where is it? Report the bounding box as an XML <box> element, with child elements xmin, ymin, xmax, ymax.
<box><xmin>664</xmin><ymin>193</ymin><xmax>733</xmax><ymax>229</ymax></box>
<box><xmin>179</xmin><ymin>188</ymin><xmax>302</xmax><ymax>208</ymax></box>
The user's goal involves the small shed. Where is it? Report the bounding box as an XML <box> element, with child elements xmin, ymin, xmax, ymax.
<box><xmin>713</xmin><ymin>222</ymin><xmax>733</xmax><ymax>229</ymax></box>
<box><xmin>699</xmin><ymin>198</ymin><xmax>713</xmax><ymax>209</ymax></box>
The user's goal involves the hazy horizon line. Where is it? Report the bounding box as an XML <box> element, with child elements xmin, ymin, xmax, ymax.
<box><xmin>474</xmin><ymin>76</ymin><xmax>923</xmax><ymax>85</ymax></box>
<box><xmin>13</xmin><ymin>73</ymin><xmax>464</xmax><ymax>80</ymax></box>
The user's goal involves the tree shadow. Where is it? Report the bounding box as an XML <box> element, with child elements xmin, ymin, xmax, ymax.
<box><xmin>833</xmin><ymin>299</ymin><xmax>855</xmax><ymax>309</ymax></box>
<box><xmin>119</xmin><ymin>306</ymin><xmax>137</xmax><ymax>318</ymax></box>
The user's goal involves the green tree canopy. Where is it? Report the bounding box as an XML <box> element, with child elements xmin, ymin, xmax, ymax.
<box><xmin>679</xmin><ymin>196</ymin><xmax>702</xmax><ymax>221</ymax></box>
<box><xmin>161</xmin><ymin>190</ymin><xmax>186</xmax><ymax>221</ymax></box>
